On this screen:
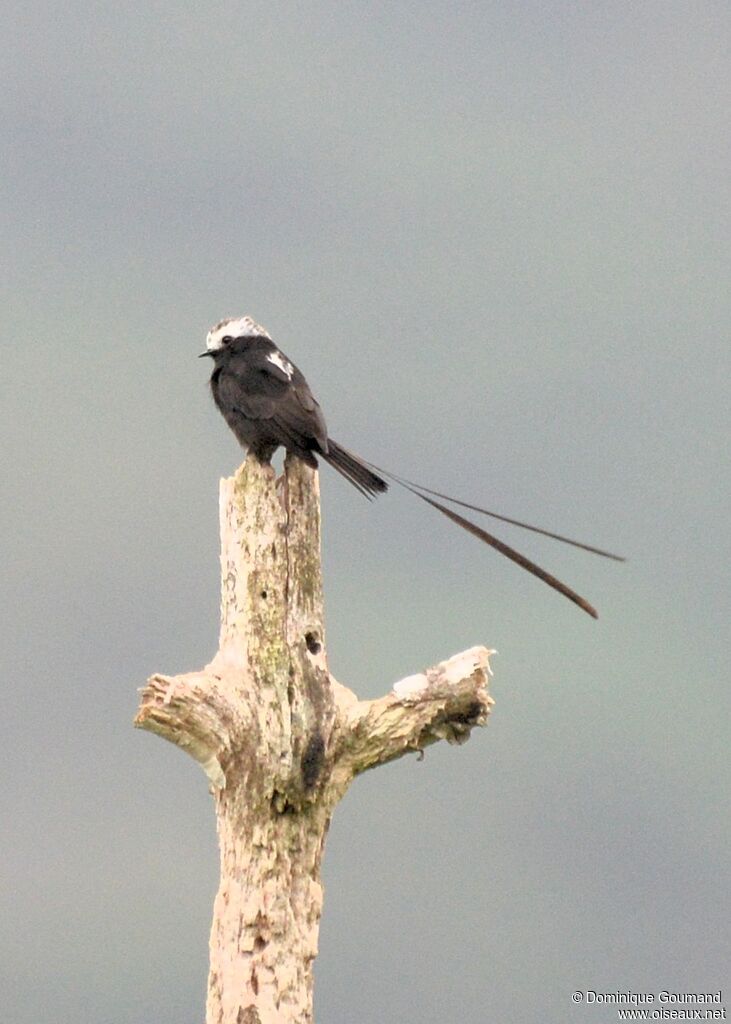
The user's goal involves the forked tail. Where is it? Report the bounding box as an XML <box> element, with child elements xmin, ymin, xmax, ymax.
<box><xmin>321</xmin><ymin>441</ymin><xmax>624</xmax><ymax>618</ymax></box>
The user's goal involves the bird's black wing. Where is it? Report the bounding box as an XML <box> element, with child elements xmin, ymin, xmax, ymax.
<box><xmin>282</xmin><ymin>374</ymin><xmax>330</xmax><ymax>454</ymax></box>
<box><xmin>218</xmin><ymin>339</ymin><xmax>329</xmax><ymax>453</ymax></box>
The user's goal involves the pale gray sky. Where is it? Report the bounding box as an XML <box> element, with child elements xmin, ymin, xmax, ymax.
<box><xmin>1</xmin><ymin>2</ymin><xmax>729</xmax><ymax>1022</ymax></box>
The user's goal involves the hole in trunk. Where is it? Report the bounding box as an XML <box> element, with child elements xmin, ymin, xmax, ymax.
<box><xmin>305</xmin><ymin>631</ymin><xmax>321</xmax><ymax>654</ymax></box>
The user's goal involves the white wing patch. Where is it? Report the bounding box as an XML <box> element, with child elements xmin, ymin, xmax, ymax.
<box><xmin>267</xmin><ymin>350</ymin><xmax>294</xmax><ymax>380</ymax></box>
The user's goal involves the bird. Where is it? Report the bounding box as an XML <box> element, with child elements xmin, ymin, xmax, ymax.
<box><xmin>200</xmin><ymin>315</ymin><xmax>623</xmax><ymax>619</ymax></box>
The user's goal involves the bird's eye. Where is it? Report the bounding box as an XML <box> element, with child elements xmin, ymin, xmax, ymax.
<box><xmin>221</xmin><ymin>335</ymin><xmax>233</xmax><ymax>346</ymax></box>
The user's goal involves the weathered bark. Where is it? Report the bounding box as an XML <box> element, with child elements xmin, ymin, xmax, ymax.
<box><xmin>135</xmin><ymin>455</ymin><xmax>494</xmax><ymax>1024</ymax></box>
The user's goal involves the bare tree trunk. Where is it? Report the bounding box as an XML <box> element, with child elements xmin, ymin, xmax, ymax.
<box><xmin>135</xmin><ymin>455</ymin><xmax>494</xmax><ymax>1024</ymax></box>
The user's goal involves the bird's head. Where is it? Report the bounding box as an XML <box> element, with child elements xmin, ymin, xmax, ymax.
<box><xmin>199</xmin><ymin>315</ymin><xmax>272</xmax><ymax>358</ymax></box>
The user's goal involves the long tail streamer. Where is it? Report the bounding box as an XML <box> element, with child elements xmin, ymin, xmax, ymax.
<box><xmin>331</xmin><ymin>445</ymin><xmax>625</xmax><ymax>619</ymax></box>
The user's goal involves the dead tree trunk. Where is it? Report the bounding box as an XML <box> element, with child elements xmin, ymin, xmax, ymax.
<box><xmin>135</xmin><ymin>455</ymin><xmax>494</xmax><ymax>1024</ymax></box>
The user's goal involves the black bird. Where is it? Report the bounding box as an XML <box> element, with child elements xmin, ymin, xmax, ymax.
<box><xmin>201</xmin><ymin>315</ymin><xmax>623</xmax><ymax>618</ymax></box>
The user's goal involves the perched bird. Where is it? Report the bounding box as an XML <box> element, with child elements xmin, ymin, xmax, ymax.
<box><xmin>201</xmin><ymin>315</ymin><xmax>623</xmax><ymax>618</ymax></box>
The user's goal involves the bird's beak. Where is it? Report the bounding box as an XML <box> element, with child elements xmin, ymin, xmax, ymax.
<box><xmin>198</xmin><ymin>350</ymin><xmax>212</xmax><ymax>358</ymax></box>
